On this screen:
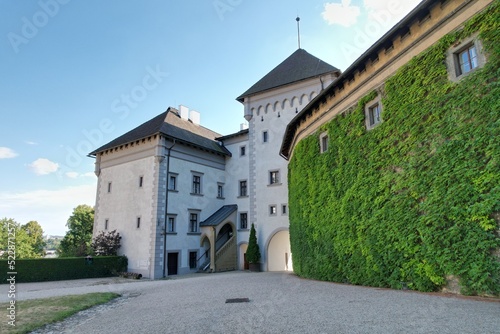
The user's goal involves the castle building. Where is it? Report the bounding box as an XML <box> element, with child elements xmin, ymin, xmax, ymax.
<box><xmin>90</xmin><ymin>50</ymin><xmax>339</xmax><ymax>278</ymax></box>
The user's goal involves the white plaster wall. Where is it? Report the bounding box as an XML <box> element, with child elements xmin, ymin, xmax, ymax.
<box><xmin>242</xmin><ymin>76</ymin><xmax>334</xmax><ymax>271</ymax></box>
<box><xmin>94</xmin><ymin>148</ymin><xmax>157</xmax><ymax>277</ymax></box>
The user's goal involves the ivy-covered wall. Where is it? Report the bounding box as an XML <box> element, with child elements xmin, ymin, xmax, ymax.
<box><xmin>288</xmin><ymin>3</ymin><xmax>500</xmax><ymax>296</ymax></box>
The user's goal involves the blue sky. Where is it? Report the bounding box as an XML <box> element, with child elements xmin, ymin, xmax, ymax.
<box><xmin>0</xmin><ymin>0</ymin><xmax>421</xmax><ymax>236</ymax></box>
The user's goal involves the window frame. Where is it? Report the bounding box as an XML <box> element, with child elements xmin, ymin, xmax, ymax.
<box><xmin>191</xmin><ymin>172</ymin><xmax>203</xmax><ymax>196</ymax></box>
<box><xmin>262</xmin><ymin>130</ymin><xmax>269</xmax><ymax>143</ymax></box>
<box><xmin>240</xmin><ymin>145</ymin><xmax>246</xmax><ymax>156</ymax></box>
<box><xmin>446</xmin><ymin>34</ymin><xmax>485</xmax><ymax>82</ymax></box>
<box><xmin>217</xmin><ymin>183</ymin><xmax>224</xmax><ymax>199</ymax></box>
<box><xmin>269</xmin><ymin>170</ymin><xmax>280</xmax><ymax>185</ymax></box>
<box><xmin>104</xmin><ymin>219</ymin><xmax>109</xmax><ymax>230</ymax></box>
<box><xmin>239</xmin><ymin>180</ymin><xmax>248</xmax><ymax>197</ymax></box>
<box><xmin>189</xmin><ymin>251</ymin><xmax>198</xmax><ymax>269</ymax></box>
<box><xmin>188</xmin><ymin>210</ymin><xmax>201</xmax><ymax>234</ymax></box>
<box><xmin>320</xmin><ymin>132</ymin><xmax>328</xmax><ymax>153</ymax></box>
<box><xmin>269</xmin><ymin>205</ymin><xmax>277</xmax><ymax>216</ymax></box>
<box><xmin>167</xmin><ymin>215</ymin><xmax>176</xmax><ymax>233</ymax></box>
<box><xmin>364</xmin><ymin>95</ymin><xmax>383</xmax><ymax>130</ymax></box>
<box><xmin>239</xmin><ymin>212</ymin><xmax>248</xmax><ymax>230</ymax></box>
<box><xmin>168</xmin><ymin>173</ymin><xmax>178</xmax><ymax>191</ymax></box>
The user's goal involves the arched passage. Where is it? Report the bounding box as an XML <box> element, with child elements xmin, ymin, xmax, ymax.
<box><xmin>239</xmin><ymin>242</ymin><xmax>248</xmax><ymax>270</ymax></box>
<box><xmin>267</xmin><ymin>230</ymin><xmax>293</xmax><ymax>272</ymax></box>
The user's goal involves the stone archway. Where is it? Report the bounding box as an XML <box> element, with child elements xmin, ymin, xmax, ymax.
<box><xmin>267</xmin><ymin>229</ymin><xmax>293</xmax><ymax>272</ymax></box>
<box><xmin>239</xmin><ymin>242</ymin><xmax>248</xmax><ymax>270</ymax></box>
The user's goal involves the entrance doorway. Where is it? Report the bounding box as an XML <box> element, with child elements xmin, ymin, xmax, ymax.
<box><xmin>167</xmin><ymin>252</ymin><xmax>178</xmax><ymax>275</ymax></box>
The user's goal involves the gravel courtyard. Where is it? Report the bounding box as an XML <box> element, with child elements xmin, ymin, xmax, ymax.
<box><xmin>6</xmin><ymin>271</ymin><xmax>500</xmax><ymax>334</ymax></box>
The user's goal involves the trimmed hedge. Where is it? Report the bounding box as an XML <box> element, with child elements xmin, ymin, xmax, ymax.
<box><xmin>0</xmin><ymin>256</ymin><xmax>127</xmax><ymax>283</ymax></box>
<box><xmin>288</xmin><ymin>3</ymin><xmax>500</xmax><ymax>296</ymax></box>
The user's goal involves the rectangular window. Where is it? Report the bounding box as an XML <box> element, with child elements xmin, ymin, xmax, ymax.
<box><xmin>168</xmin><ymin>174</ymin><xmax>177</xmax><ymax>191</ymax></box>
<box><xmin>282</xmin><ymin>204</ymin><xmax>287</xmax><ymax>215</ymax></box>
<box><xmin>239</xmin><ymin>180</ymin><xmax>247</xmax><ymax>197</ymax></box>
<box><xmin>240</xmin><ymin>146</ymin><xmax>246</xmax><ymax>156</ymax></box>
<box><xmin>104</xmin><ymin>219</ymin><xmax>109</xmax><ymax>230</ymax></box>
<box><xmin>189</xmin><ymin>251</ymin><xmax>197</xmax><ymax>269</ymax></box>
<box><xmin>192</xmin><ymin>174</ymin><xmax>202</xmax><ymax>194</ymax></box>
<box><xmin>269</xmin><ymin>205</ymin><xmax>277</xmax><ymax>216</ymax></box>
<box><xmin>263</xmin><ymin>131</ymin><xmax>268</xmax><ymax>143</ymax></box>
<box><xmin>320</xmin><ymin>132</ymin><xmax>328</xmax><ymax>153</ymax></box>
<box><xmin>240</xmin><ymin>213</ymin><xmax>248</xmax><ymax>230</ymax></box>
<box><xmin>139</xmin><ymin>176</ymin><xmax>143</xmax><ymax>188</ymax></box>
<box><xmin>368</xmin><ymin>104</ymin><xmax>381</xmax><ymax>126</ymax></box>
<box><xmin>269</xmin><ymin>171</ymin><xmax>280</xmax><ymax>185</ymax></box>
<box><xmin>168</xmin><ymin>216</ymin><xmax>176</xmax><ymax>233</ymax></box>
<box><xmin>136</xmin><ymin>217</ymin><xmax>141</xmax><ymax>229</ymax></box>
<box><xmin>189</xmin><ymin>213</ymin><xmax>198</xmax><ymax>233</ymax></box>
<box><xmin>217</xmin><ymin>184</ymin><xmax>224</xmax><ymax>198</ymax></box>
<box><xmin>459</xmin><ymin>45</ymin><xmax>478</xmax><ymax>75</ymax></box>
<box><xmin>107</xmin><ymin>182</ymin><xmax>112</xmax><ymax>193</ymax></box>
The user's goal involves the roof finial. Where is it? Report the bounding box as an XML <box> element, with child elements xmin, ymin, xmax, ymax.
<box><xmin>296</xmin><ymin>16</ymin><xmax>301</xmax><ymax>49</ymax></box>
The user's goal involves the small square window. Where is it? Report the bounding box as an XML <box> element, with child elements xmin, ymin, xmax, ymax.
<box><xmin>136</xmin><ymin>217</ymin><xmax>141</xmax><ymax>229</ymax></box>
<box><xmin>269</xmin><ymin>170</ymin><xmax>280</xmax><ymax>185</ymax></box>
<box><xmin>240</xmin><ymin>213</ymin><xmax>248</xmax><ymax>230</ymax></box>
<box><xmin>263</xmin><ymin>131</ymin><xmax>268</xmax><ymax>143</ymax></box>
<box><xmin>447</xmin><ymin>34</ymin><xmax>485</xmax><ymax>82</ymax></box>
<box><xmin>239</xmin><ymin>180</ymin><xmax>248</xmax><ymax>197</ymax></box>
<box><xmin>240</xmin><ymin>146</ymin><xmax>246</xmax><ymax>156</ymax></box>
<box><xmin>269</xmin><ymin>205</ymin><xmax>277</xmax><ymax>216</ymax></box>
<box><xmin>458</xmin><ymin>45</ymin><xmax>478</xmax><ymax>75</ymax></box>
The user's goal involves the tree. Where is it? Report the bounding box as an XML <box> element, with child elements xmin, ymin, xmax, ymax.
<box><xmin>58</xmin><ymin>205</ymin><xmax>94</xmax><ymax>257</ymax></box>
<box><xmin>0</xmin><ymin>218</ymin><xmax>41</xmax><ymax>259</ymax></box>
<box><xmin>21</xmin><ymin>221</ymin><xmax>46</xmax><ymax>257</ymax></box>
<box><xmin>246</xmin><ymin>223</ymin><xmax>261</xmax><ymax>264</ymax></box>
<box><xmin>91</xmin><ymin>230</ymin><xmax>121</xmax><ymax>256</ymax></box>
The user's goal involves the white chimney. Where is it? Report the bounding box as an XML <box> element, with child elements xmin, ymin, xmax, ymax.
<box><xmin>190</xmin><ymin>110</ymin><xmax>200</xmax><ymax>126</ymax></box>
<box><xmin>240</xmin><ymin>123</ymin><xmax>249</xmax><ymax>131</ymax></box>
<box><xmin>179</xmin><ymin>105</ymin><xmax>189</xmax><ymax>121</ymax></box>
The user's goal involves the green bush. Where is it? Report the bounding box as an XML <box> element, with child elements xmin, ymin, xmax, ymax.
<box><xmin>0</xmin><ymin>256</ymin><xmax>127</xmax><ymax>283</ymax></box>
<box><xmin>288</xmin><ymin>2</ymin><xmax>500</xmax><ymax>296</ymax></box>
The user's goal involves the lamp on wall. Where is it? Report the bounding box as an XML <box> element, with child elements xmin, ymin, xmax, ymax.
<box><xmin>261</xmin><ymin>116</ymin><xmax>264</xmax><ymax>121</ymax></box>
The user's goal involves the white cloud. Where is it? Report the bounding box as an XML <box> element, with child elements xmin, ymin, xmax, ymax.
<box><xmin>65</xmin><ymin>171</ymin><xmax>79</xmax><ymax>178</ymax></box>
<box><xmin>0</xmin><ymin>184</ymin><xmax>96</xmax><ymax>236</ymax></box>
<box><xmin>28</xmin><ymin>158</ymin><xmax>59</xmax><ymax>175</ymax></box>
<box><xmin>65</xmin><ymin>171</ymin><xmax>96</xmax><ymax>179</ymax></box>
<box><xmin>25</xmin><ymin>140</ymin><xmax>38</xmax><ymax>145</ymax></box>
<box><xmin>322</xmin><ymin>0</ymin><xmax>361</xmax><ymax>27</ymax></box>
<box><xmin>0</xmin><ymin>147</ymin><xmax>18</xmax><ymax>159</ymax></box>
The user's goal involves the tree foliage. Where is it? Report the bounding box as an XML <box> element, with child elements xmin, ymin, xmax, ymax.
<box><xmin>91</xmin><ymin>230</ymin><xmax>121</xmax><ymax>256</ymax></box>
<box><xmin>288</xmin><ymin>3</ymin><xmax>500</xmax><ymax>296</ymax></box>
<box><xmin>246</xmin><ymin>223</ymin><xmax>261</xmax><ymax>263</ymax></box>
<box><xmin>58</xmin><ymin>205</ymin><xmax>94</xmax><ymax>257</ymax></box>
<box><xmin>22</xmin><ymin>221</ymin><xmax>46</xmax><ymax>257</ymax></box>
<box><xmin>0</xmin><ymin>218</ymin><xmax>45</xmax><ymax>259</ymax></box>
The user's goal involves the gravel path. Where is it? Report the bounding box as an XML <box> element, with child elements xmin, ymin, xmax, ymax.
<box><xmin>4</xmin><ymin>272</ymin><xmax>500</xmax><ymax>334</ymax></box>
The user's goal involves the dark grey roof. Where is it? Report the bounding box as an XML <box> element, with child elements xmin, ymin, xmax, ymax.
<box><xmin>237</xmin><ymin>48</ymin><xmax>340</xmax><ymax>102</ymax></box>
<box><xmin>216</xmin><ymin>128</ymin><xmax>249</xmax><ymax>141</ymax></box>
<box><xmin>89</xmin><ymin>108</ymin><xmax>231</xmax><ymax>156</ymax></box>
<box><xmin>200</xmin><ymin>205</ymin><xmax>238</xmax><ymax>227</ymax></box>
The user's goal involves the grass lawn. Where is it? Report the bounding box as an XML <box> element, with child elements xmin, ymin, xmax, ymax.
<box><xmin>0</xmin><ymin>292</ymin><xmax>120</xmax><ymax>334</ymax></box>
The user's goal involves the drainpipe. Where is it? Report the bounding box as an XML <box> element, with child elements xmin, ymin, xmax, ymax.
<box><xmin>162</xmin><ymin>138</ymin><xmax>176</xmax><ymax>278</ymax></box>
